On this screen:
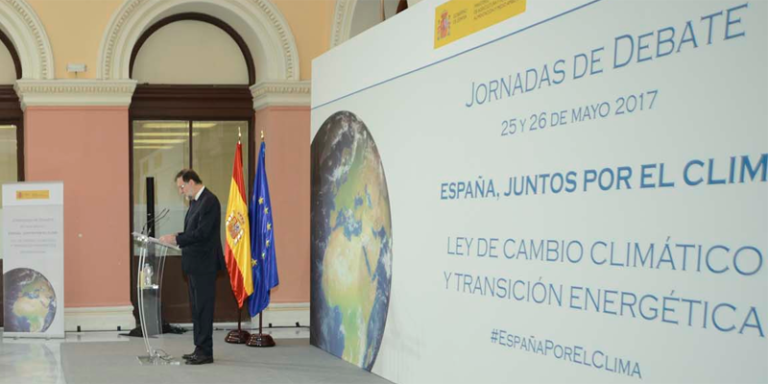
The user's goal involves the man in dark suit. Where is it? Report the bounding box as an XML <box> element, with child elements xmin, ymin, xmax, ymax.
<box><xmin>160</xmin><ymin>169</ymin><xmax>224</xmax><ymax>365</ymax></box>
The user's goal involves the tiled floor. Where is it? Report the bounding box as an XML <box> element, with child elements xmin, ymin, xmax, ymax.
<box><xmin>0</xmin><ymin>326</ymin><xmax>391</xmax><ymax>384</ymax></box>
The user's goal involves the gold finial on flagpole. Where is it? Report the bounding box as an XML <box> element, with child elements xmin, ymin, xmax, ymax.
<box><xmin>261</xmin><ymin>130</ymin><xmax>264</xmax><ymax>142</ymax></box>
<box><xmin>238</xmin><ymin>126</ymin><xmax>242</xmax><ymax>143</ymax></box>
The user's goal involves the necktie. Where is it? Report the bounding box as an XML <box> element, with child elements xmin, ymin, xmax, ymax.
<box><xmin>185</xmin><ymin>199</ymin><xmax>196</xmax><ymax>229</ymax></box>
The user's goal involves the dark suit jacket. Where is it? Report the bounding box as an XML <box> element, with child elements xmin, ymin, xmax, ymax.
<box><xmin>177</xmin><ymin>187</ymin><xmax>225</xmax><ymax>275</ymax></box>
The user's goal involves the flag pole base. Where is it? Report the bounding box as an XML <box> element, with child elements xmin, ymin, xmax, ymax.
<box><xmin>225</xmin><ymin>330</ymin><xmax>251</xmax><ymax>344</ymax></box>
<box><xmin>246</xmin><ymin>333</ymin><xmax>275</xmax><ymax>347</ymax></box>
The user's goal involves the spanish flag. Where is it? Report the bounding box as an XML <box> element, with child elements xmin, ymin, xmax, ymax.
<box><xmin>224</xmin><ymin>141</ymin><xmax>253</xmax><ymax>308</ymax></box>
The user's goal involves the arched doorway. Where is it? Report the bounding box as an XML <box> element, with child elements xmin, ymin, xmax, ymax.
<box><xmin>103</xmin><ymin>0</ymin><xmax>307</xmax><ymax>327</ymax></box>
<box><xmin>0</xmin><ymin>29</ymin><xmax>24</xmax><ymax>327</ymax></box>
<box><xmin>128</xmin><ymin>13</ymin><xmax>257</xmax><ymax>323</ymax></box>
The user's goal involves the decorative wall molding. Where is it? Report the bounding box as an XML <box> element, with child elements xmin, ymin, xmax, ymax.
<box><xmin>14</xmin><ymin>79</ymin><xmax>138</xmax><ymax>109</ymax></box>
<box><xmin>99</xmin><ymin>0</ymin><xmax>300</xmax><ymax>82</ymax></box>
<box><xmin>251</xmin><ymin>302</ymin><xmax>310</xmax><ymax>327</ymax></box>
<box><xmin>0</xmin><ymin>0</ymin><xmax>54</xmax><ymax>79</ymax></box>
<box><xmin>330</xmin><ymin>0</ymin><xmax>357</xmax><ymax>48</ymax></box>
<box><xmin>251</xmin><ymin>80</ymin><xmax>311</xmax><ymax>110</ymax></box>
<box><xmin>64</xmin><ymin>305</ymin><xmax>135</xmax><ymax>332</ymax></box>
<box><xmin>331</xmin><ymin>0</ymin><xmax>421</xmax><ymax>49</ymax></box>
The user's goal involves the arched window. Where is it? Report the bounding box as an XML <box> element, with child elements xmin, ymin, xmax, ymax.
<box><xmin>0</xmin><ymin>29</ymin><xmax>23</xmax><ymax>183</ymax></box>
<box><xmin>128</xmin><ymin>13</ymin><xmax>256</xmax><ymax>323</ymax></box>
<box><xmin>0</xmin><ymin>28</ymin><xmax>24</xmax><ymax>326</ymax></box>
<box><xmin>332</xmin><ymin>0</ymin><xmax>411</xmax><ymax>48</ymax></box>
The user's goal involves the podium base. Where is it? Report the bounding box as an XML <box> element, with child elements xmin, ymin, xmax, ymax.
<box><xmin>225</xmin><ymin>329</ymin><xmax>251</xmax><ymax>344</ymax></box>
<box><xmin>246</xmin><ymin>333</ymin><xmax>275</xmax><ymax>347</ymax></box>
<box><xmin>137</xmin><ymin>354</ymin><xmax>181</xmax><ymax>365</ymax></box>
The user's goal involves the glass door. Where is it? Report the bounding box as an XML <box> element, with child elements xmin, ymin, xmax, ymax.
<box><xmin>0</xmin><ymin>122</ymin><xmax>20</xmax><ymax>251</ymax></box>
<box><xmin>132</xmin><ymin>120</ymin><xmax>249</xmax><ymax>255</ymax></box>
<box><xmin>0</xmin><ymin>122</ymin><xmax>20</xmax><ymax>327</ymax></box>
<box><xmin>192</xmin><ymin>121</ymin><xmax>250</xmax><ymax>245</ymax></box>
<box><xmin>132</xmin><ymin>121</ymin><xmax>190</xmax><ymax>256</ymax></box>
<box><xmin>0</xmin><ymin>123</ymin><xmax>19</xmax><ymax>207</ymax></box>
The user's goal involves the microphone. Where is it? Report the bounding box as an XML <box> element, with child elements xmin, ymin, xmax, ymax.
<box><xmin>153</xmin><ymin>208</ymin><xmax>171</xmax><ymax>231</ymax></box>
<box><xmin>141</xmin><ymin>208</ymin><xmax>170</xmax><ymax>236</ymax></box>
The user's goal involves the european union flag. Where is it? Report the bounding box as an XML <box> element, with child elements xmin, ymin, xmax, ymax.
<box><xmin>249</xmin><ymin>141</ymin><xmax>279</xmax><ymax>317</ymax></box>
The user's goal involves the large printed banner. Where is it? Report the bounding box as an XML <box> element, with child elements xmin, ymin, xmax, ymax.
<box><xmin>2</xmin><ymin>182</ymin><xmax>65</xmax><ymax>338</ymax></box>
<box><xmin>310</xmin><ymin>1</ymin><xmax>767</xmax><ymax>382</ymax></box>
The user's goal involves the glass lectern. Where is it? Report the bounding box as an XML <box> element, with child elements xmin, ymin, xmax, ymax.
<box><xmin>131</xmin><ymin>232</ymin><xmax>181</xmax><ymax>365</ymax></box>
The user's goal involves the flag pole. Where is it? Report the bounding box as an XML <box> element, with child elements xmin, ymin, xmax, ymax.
<box><xmin>247</xmin><ymin>306</ymin><xmax>275</xmax><ymax>346</ymax></box>
<box><xmin>247</xmin><ymin>129</ymin><xmax>276</xmax><ymax>347</ymax></box>
<box><xmin>225</xmin><ymin>127</ymin><xmax>251</xmax><ymax>344</ymax></box>
<box><xmin>225</xmin><ymin>305</ymin><xmax>250</xmax><ymax>344</ymax></box>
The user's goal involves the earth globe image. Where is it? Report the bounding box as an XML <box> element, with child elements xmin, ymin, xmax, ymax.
<box><xmin>310</xmin><ymin>111</ymin><xmax>393</xmax><ymax>371</ymax></box>
<box><xmin>3</xmin><ymin>268</ymin><xmax>57</xmax><ymax>332</ymax></box>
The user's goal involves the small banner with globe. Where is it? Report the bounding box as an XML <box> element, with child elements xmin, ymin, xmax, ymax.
<box><xmin>2</xmin><ymin>182</ymin><xmax>65</xmax><ymax>338</ymax></box>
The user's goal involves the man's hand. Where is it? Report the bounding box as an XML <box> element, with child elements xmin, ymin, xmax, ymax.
<box><xmin>159</xmin><ymin>234</ymin><xmax>178</xmax><ymax>246</ymax></box>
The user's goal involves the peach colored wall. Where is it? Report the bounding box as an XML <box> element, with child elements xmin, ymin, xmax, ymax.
<box><xmin>14</xmin><ymin>0</ymin><xmax>323</xmax><ymax>307</ymax></box>
<box><xmin>273</xmin><ymin>0</ymin><xmax>336</xmax><ymax>80</ymax></box>
<box><xmin>24</xmin><ymin>107</ymin><xmax>130</xmax><ymax>307</ymax></box>
<box><xmin>26</xmin><ymin>0</ymin><xmax>336</xmax><ymax>81</ymax></box>
<box><xmin>255</xmin><ymin>106</ymin><xmax>310</xmax><ymax>303</ymax></box>
<box><xmin>27</xmin><ymin>0</ymin><xmax>123</xmax><ymax>79</ymax></box>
